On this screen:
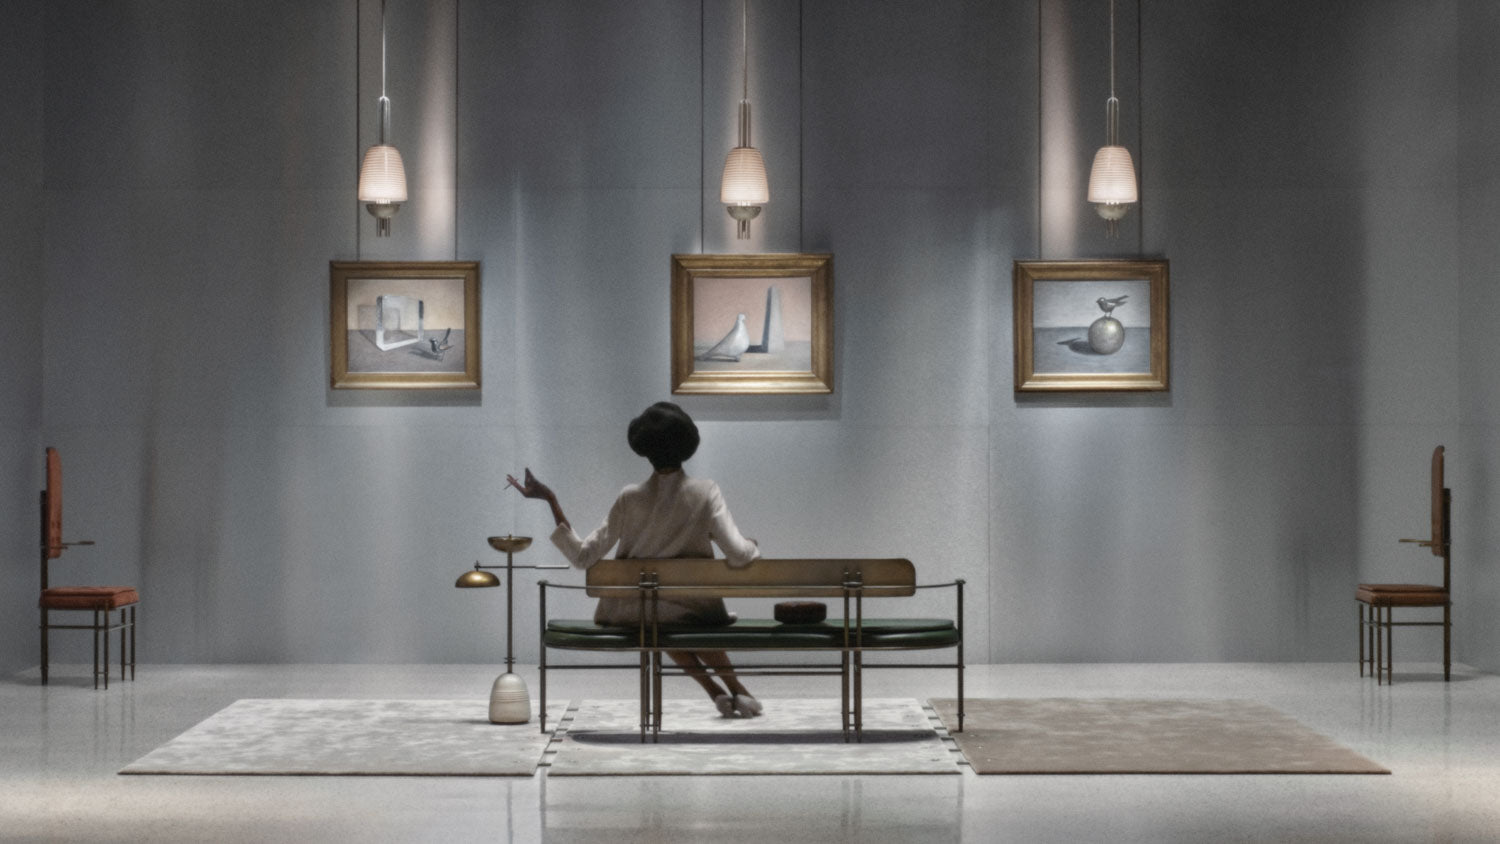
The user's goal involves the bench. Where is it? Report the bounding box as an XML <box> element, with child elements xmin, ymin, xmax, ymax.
<box><xmin>537</xmin><ymin>558</ymin><xmax>964</xmax><ymax>742</ymax></box>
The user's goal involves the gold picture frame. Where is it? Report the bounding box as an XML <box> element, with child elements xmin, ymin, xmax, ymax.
<box><xmin>329</xmin><ymin>261</ymin><xmax>481</xmax><ymax>390</ymax></box>
<box><xmin>1014</xmin><ymin>259</ymin><xmax>1169</xmax><ymax>392</ymax></box>
<box><xmin>671</xmin><ymin>253</ymin><xmax>834</xmax><ymax>395</ymax></box>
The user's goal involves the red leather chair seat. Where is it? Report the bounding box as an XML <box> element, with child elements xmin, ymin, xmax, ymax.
<box><xmin>1356</xmin><ymin>584</ymin><xmax>1448</xmax><ymax>607</ymax></box>
<box><xmin>40</xmin><ymin>586</ymin><xmax>140</xmax><ymax>611</ymax></box>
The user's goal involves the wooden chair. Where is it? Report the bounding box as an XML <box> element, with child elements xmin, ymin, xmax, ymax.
<box><xmin>39</xmin><ymin>447</ymin><xmax>138</xmax><ymax>689</ymax></box>
<box><xmin>1357</xmin><ymin>445</ymin><xmax>1450</xmax><ymax>684</ymax></box>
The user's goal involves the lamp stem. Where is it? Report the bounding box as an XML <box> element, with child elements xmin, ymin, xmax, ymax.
<box><xmin>505</xmin><ymin>549</ymin><xmax>515</xmax><ymax>671</ymax></box>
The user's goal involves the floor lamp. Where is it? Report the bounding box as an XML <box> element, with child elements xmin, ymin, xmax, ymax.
<box><xmin>454</xmin><ymin>535</ymin><xmax>568</xmax><ymax>723</ymax></box>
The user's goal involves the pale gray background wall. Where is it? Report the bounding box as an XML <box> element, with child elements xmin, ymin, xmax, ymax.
<box><xmin>1</xmin><ymin>0</ymin><xmax>45</xmax><ymax>676</ymax></box>
<box><xmin>4</xmin><ymin>0</ymin><xmax>1493</xmax><ymax>675</ymax></box>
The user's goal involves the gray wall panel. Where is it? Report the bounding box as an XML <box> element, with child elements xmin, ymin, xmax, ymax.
<box><xmin>18</xmin><ymin>0</ymin><xmax>1497</xmax><ymax>673</ymax></box>
<box><xmin>0</xmin><ymin>0</ymin><xmax>44</xmax><ymax>676</ymax></box>
<box><xmin>1457</xmin><ymin>0</ymin><xmax>1500</xmax><ymax>673</ymax></box>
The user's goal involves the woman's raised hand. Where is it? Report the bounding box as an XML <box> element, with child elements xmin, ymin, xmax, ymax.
<box><xmin>506</xmin><ymin>468</ymin><xmax>555</xmax><ymax>502</ymax></box>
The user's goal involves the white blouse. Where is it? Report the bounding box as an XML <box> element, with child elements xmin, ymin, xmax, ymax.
<box><xmin>551</xmin><ymin>469</ymin><xmax>760</xmax><ymax>625</ymax></box>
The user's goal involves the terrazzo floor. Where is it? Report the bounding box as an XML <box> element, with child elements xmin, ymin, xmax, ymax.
<box><xmin>3</xmin><ymin>662</ymin><xmax>1498</xmax><ymax>842</ymax></box>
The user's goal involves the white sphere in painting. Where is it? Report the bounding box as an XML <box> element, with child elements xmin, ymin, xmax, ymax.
<box><xmin>1088</xmin><ymin>316</ymin><xmax>1125</xmax><ymax>354</ymax></box>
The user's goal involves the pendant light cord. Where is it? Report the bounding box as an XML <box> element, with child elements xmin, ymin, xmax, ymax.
<box><xmin>378</xmin><ymin>0</ymin><xmax>390</xmax><ymax>144</ymax></box>
<box><xmin>742</xmin><ymin>0</ymin><xmax>749</xmax><ymax>102</ymax></box>
<box><xmin>1105</xmin><ymin>0</ymin><xmax>1118</xmax><ymax>147</ymax></box>
<box><xmin>1104</xmin><ymin>0</ymin><xmax>1116</xmax><ymax>102</ymax></box>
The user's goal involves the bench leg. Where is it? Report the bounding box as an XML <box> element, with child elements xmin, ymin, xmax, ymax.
<box><xmin>957</xmin><ymin>644</ymin><xmax>965</xmax><ymax>734</ymax></box>
<box><xmin>638</xmin><ymin>649</ymin><xmax>650</xmax><ymax>743</ymax></box>
<box><xmin>840</xmin><ymin>650</ymin><xmax>850</xmax><ymax>741</ymax></box>
<box><xmin>858</xmin><ymin>650</ymin><xmax>870</xmax><ymax>743</ymax></box>
<box><xmin>652</xmin><ymin>650</ymin><xmax>663</xmax><ymax>738</ymax></box>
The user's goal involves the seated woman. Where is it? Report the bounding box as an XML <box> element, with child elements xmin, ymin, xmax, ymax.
<box><xmin>508</xmin><ymin>401</ymin><xmax>763</xmax><ymax>718</ymax></box>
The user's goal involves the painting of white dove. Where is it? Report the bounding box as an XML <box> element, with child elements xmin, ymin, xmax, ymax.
<box><xmin>697</xmin><ymin>313</ymin><xmax>751</xmax><ymax>362</ymax></box>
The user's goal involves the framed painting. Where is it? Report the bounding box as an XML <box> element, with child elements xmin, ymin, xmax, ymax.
<box><xmin>671</xmin><ymin>253</ymin><xmax>833</xmax><ymax>395</ymax></box>
<box><xmin>329</xmin><ymin>261</ymin><xmax>480</xmax><ymax>390</ymax></box>
<box><xmin>1013</xmin><ymin>259</ymin><xmax>1169</xmax><ymax>392</ymax></box>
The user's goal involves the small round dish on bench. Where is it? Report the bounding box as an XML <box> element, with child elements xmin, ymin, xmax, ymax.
<box><xmin>774</xmin><ymin>601</ymin><xmax>827</xmax><ymax>625</ymax></box>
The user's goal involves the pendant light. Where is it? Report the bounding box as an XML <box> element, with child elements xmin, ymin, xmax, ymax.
<box><xmin>720</xmin><ymin>0</ymin><xmax>769</xmax><ymax>240</ymax></box>
<box><xmin>358</xmin><ymin>0</ymin><xmax>407</xmax><ymax>237</ymax></box>
<box><xmin>1087</xmin><ymin>0</ymin><xmax>1137</xmax><ymax>236</ymax></box>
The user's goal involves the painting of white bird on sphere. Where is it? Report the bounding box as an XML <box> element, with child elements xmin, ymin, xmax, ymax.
<box><xmin>691</xmin><ymin>276</ymin><xmax>813</xmax><ymax>372</ymax></box>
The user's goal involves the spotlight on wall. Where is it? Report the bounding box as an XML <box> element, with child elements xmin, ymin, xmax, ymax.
<box><xmin>721</xmin><ymin>0</ymin><xmax>769</xmax><ymax>240</ymax></box>
<box><xmin>358</xmin><ymin>0</ymin><xmax>408</xmax><ymax>237</ymax></box>
<box><xmin>1086</xmin><ymin>0</ymin><xmax>1138</xmax><ymax>236</ymax></box>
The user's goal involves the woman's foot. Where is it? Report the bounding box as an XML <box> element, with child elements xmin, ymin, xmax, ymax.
<box><xmin>714</xmin><ymin>694</ymin><xmax>737</xmax><ymax>718</ymax></box>
<box><xmin>732</xmin><ymin>694</ymin><xmax>763</xmax><ymax>717</ymax></box>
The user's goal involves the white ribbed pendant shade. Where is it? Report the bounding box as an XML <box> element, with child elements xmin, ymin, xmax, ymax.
<box><xmin>721</xmin><ymin>146</ymin><xmax>769</xmax><ymax>205</ymax></box>
<box><xmin>1087</xmin><ymin>145</ymin><xmax>1137</xmax><ymax>205</ymax></box>
<box><xmin>358</xmin><ymin>144</ymin><xmax>408</xmax><ymax>203</ymax></box>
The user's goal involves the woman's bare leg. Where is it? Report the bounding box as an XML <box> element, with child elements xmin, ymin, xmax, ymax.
<box><xmin>666</xmin><ymin>650</ymin><xmax>727</xmax><ymax>699</ymax></box>
<box><xmin>696</xmin><ymin>650</ymin><xmax>751</xmax><ymax>698</ymax></box>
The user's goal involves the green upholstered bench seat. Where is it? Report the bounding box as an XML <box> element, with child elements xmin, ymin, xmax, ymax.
<box><xmin>544</xmin><ymin>617</ymin><xmax>960</xmax><ymax>650</ymax></box>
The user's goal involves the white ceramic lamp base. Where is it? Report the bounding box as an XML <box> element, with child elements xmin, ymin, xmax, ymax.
<box><xmin>489</xmin><ymin>672</ymin><xmax>532</xmax><ymax>724</ymax></box>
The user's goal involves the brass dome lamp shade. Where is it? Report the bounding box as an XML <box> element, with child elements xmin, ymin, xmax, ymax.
<box><xmin>454</xmin><ymin>566</ymin><xmax>500</xmax><ymax>588</ymax></box>
<box><xmin>454</xmin><ymin>534</ymin><xmax>566</xmax><ymax>724</ymax></box>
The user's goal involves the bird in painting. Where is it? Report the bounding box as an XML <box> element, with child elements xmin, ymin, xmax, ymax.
<box><xmin>429</xmin><ymin>327</ymin><xmax>453</xmax><ymax>360</ymax></box>
<box><xmin>698</xmin><ymin>313</ymin><xmax>751</xmax><ymax>362</ymax></box>
<box><xmin>1096</xmin><ymin>295</ymin><xmax>1128</xmax><ymax>315</ymax></box>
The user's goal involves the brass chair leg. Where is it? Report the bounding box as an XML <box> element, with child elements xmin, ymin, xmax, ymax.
<box><xmin>40</xmin><ymin>608</ymin><xmax>49</xmax><ymax>686</ymax></box>
<box><xmin>1444</xmin><ymin>604</ymin><xmax>1451</xmax><ymax>681</ymax></box>
<box><xmin>1358</xmin><ymin>603</ymin><xmax>1365</xmax><ymax>677</ymax></box>
<box><xmin>1384</xmin><ymin>606</ymin><xmax>1394</xmax><ymax>685</ymax></box>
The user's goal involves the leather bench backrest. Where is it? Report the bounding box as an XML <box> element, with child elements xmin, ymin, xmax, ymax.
<box><xmin>585</xmin><ymin>558</ymin><xmax>916</xmax><ymax>599</ymax></box>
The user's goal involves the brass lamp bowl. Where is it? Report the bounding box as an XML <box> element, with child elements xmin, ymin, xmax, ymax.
<box><xmin>487</xmin><ymin>535</ymin><xmax>532</xmax><ymax>554</ymax></box>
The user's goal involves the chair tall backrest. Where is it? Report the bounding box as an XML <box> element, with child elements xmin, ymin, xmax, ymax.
<box><xmin>40</xmin><ymin>447</ymin><xmax>64</xmax><ymax>593</ymax></box>
<box><xmin>1431</xmin><ymin>445</ymin><xmax>1445</xmax><ymax>556</ymax></box>
<box><xmin>585</xmin><ymin>558</ymin><xmax>917</xmax><ymax>599</ymax></box>
<box><xmin>1432</xmin><ymin>445</ymin><xmax>1451</xmax><ymax>593</ymax></box>
<box><xmin>45</xmin><ymin>447</ymin><xmax>63</xmax><ymax>560</ymax></box>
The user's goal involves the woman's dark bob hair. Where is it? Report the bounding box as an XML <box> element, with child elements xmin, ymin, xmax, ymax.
<box><xmin>628</xmin><ymin>402</ymin><xmax>700</xmax><ymax>469</ymax></box>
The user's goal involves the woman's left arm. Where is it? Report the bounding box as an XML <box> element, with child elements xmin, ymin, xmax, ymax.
<box><xmin>708</xmin><ymin>484</ymin><xmax>760</xmax><ymax>568</ymax></box>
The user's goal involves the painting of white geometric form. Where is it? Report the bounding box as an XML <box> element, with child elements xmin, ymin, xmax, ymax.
<box><xmin>346</xmin><ymin>276</ymin><xmax>467</xmax><ymax>375</ymax></box>
<box><xmin>693</xmin><ymin>277</ymin><xmax>810</xmax><ymax>372</ymax></box>
<box><xmin>1031</xmin><ymin>278</ymin><xmax>1151</xmax><ymax>375</ymax></box>
<box><xmin>374</xmin><ymin>294</ymin><xmax>424</xmax><ymax>351</ymax></box>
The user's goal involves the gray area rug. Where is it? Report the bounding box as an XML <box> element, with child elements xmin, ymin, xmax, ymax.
<box><xmin>120</xmin><ymin>699</ymin><xmax>557</xmax><ymax>776</ymax></box>
<box><xmin>547</xmin><ymin>698</ymin><xmax>960</xmax><ymax>776</ymax></box>
<box><xmin>929</xmin><ymin>698</ymin><xmax>1389</xmax><ymax>775</ymax></box>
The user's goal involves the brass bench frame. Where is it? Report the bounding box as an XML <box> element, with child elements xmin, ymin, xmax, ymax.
<box><xmin>537</xmin><ymin>558</ymin><xmax>964</xmax><ymax>742</ymax></box>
